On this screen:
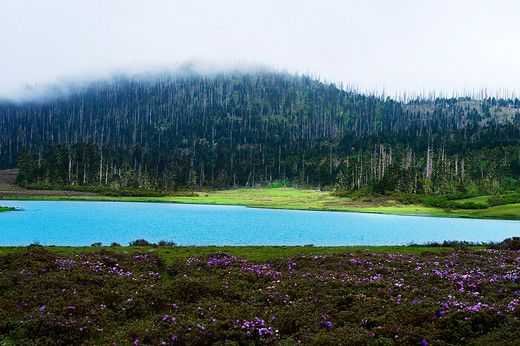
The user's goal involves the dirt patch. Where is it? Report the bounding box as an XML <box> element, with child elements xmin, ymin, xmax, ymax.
<box><xmin>325</xmin><ymin>201</ymin><xmax>386</xmax><ymax>208</ymax></box>
<box><xmin>0</xmin><ymin>169</ymin><xmax>98</xmax><ymax>197</ymax></box>
<box><xmin>325</xmin><ymin>196</ymin><xmax>402</xmax><ymax>208</ymax></box>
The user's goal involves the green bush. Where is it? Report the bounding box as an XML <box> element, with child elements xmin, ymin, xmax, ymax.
<box><xmin>502</xmin><ymin>193</ymin><xmax>520</xmax><ymax>205</ymax></box>
<box><xmin>331</xmin><ymin>187</ymin><xmax>351</xmax><ymax>198</ymax></box>
<box><xmin>487</xmin><ymin>195</ymin><xmax>505</xmax><ymax>206</ymax></box>
<box><xmin>456</xmin><ymin>201</ymin><xmax>488</xmax><ymax>209</ymax></box>
<box><xmin>129</xmin><ymin>239</ymin><xmax>152</xmax><ymax>246</ymax></box>
<box><xmin>157</xmin><ymin>240</ymin><xmax>177</xmax><ymax>247</ymax></box>
<box><xmin>387</xmin><ymin>191</ymin><xmax>419</xmax><ymax>205</ymax></box>
<box><xmin>489</xmin><ymin>237</ymin><xmax>520</xmax><ymax>250</ymax></box>
<box><xmin>486</xmin><ymin>193</ymin><xmax>520</xmax><ymax>207</ymax></box>
<box><xmin>421</xmin><ymin>196</ymin><xmax>488</xmax><ymax>210</ymax></box>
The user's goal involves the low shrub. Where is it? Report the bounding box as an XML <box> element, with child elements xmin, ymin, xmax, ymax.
<box><xmin>157</xmin><ymin>240</ymin><xmax>176</xmax><ymax>247</ymax></box>
<box><xmin>387</xmin><ymin>191</ymin><xmax>420</xmax><ymax>204</ymax></box>
<box><xmin>487</xmin><ymin>195</ymin><xmax>505</xmax><ymax>207</ymax></box>
<box><xmin>456</xmin><ymin>201</ymin><xmax>488</xmax><ymax>209</ymax></box>
<box><xmin>420</xmin><ymin>195</ymin><xmax>450</xmax><ymax>208</ymax></box>
<box><xmin>421</xmin><ymin>196</ymin><xmax>488</xmax><ymax>210</ymax></box>
<box><xmin>488</xmin><ymin>237</ymin><xmax>520</xmax><ymax>250</ymax></box>
<box><xmin>409</xmin><ymin>240</ymin><xmax>480</xmax><ymax>247</ymax></box>
<box><xmin>129</xmin><ymin>239</ymin><xmax>152</xmax><ymax>246</ymax></box>
<box><xmin>331</xmin><ymin>187</ymin><xmax>351</xmax><ymax>198</ymax></box>
<box><xmin>488</xmin><ymin>193</ymin><xmax>520</xmax><ymax>207</ymax></box>
<box><xmin>445</xmin><ymin>192</ymin><xmax>471</xmax><ymax>200</ymax></box>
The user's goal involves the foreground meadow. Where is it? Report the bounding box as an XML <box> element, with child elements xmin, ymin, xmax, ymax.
<box><xmin>1</xmin><ymin>246</ymin><xmax>520</xmax><ymax>344</ymax></box>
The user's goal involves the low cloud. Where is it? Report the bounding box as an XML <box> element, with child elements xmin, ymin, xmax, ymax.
<box><xmin>0</xmin><ymin>60</ymin><xmax>277</xmax><ymax>104</ymax></box>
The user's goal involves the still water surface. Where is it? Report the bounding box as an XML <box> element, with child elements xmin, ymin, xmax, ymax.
<box><xmin>0</xmin><ymin>200</ymin><xmax>518</xmax><ymax>246</ymax></box>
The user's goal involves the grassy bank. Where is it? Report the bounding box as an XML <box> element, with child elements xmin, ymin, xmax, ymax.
<box><xmin>0</xmin><ymin>206</ymin><xmax>15</xmax><ymax>212</ymax></box>
<box><xmin>1</xmin><ymin>245</ymin><xmax>519</xmax><ymax>344</ymax></box>
<box><xmin>3</xmin><ymin>187</ymin><xmax>520</xmax><ymax>220</ymax></box>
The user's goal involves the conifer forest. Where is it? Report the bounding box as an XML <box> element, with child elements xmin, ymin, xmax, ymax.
<box><xmin>2</xmin><ymin>70</ymin><xmax>520</xmax><ymax>195</ymax></box>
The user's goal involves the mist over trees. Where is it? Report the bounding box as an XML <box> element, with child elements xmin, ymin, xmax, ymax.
<box><xmin>1</xmin><ymin>70</ymin><xmax>520</xmax><ymax>195</ymax></box>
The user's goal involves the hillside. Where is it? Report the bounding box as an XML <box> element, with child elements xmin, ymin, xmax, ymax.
<box><xmin>1</xmin><ymin>70</ymin><xmax>520</xmax><ymax>194</ymax></box>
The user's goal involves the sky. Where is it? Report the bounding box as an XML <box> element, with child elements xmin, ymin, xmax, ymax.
<box><xmin>1</xmin><ymin>0</ymin><xmax>520</xmax><ymax>100</ymax></box>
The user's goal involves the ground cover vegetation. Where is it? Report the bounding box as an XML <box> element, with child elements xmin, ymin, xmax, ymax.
<box><xmin>1</xmin><ymin>69</ymin><xmax>520</xmax><ymax>198</ymax></box>
<box><xmin>1</xmin><ymin>242</ymin><xmax>520</xmax><ymax>345</ymax></box>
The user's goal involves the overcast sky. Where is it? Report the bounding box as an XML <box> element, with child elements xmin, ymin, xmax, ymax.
<box><xmin>1</xmin><ymin>0</ymin><xmax>519</xmax><ymax>99</ymax></box>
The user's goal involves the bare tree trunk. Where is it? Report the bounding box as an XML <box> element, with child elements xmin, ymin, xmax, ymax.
<box><xmin>99</xmin><ymin>154</ymin><xmax>103</xmax><ymax>186</ymax></box>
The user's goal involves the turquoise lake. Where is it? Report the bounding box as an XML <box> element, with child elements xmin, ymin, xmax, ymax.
<box><xmin>0</xmin><ymin>200</ymin><xmax>518</xmax><ymax>246</ymax></box>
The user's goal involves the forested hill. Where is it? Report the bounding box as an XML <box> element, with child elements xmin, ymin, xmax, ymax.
<box><xmin>1</xmin><ymin>70</ymin><xmax>520</xmax><ymax>194</ymax></box>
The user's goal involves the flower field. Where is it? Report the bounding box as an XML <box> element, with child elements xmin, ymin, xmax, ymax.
<box><xmin>1</xmin><ymin>247</ymin><xmax>520</xmax><ymax>344</ymax></box>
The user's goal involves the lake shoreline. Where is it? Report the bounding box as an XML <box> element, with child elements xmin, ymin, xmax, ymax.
<box><xmin>2</xmin><ymin>190</ymin><xmax>520</xmax><ymax>220</ymax></box>
<box><xmin>0</xmin><ymin>195</ymin><xmax>474</xmax><ymax>220</ymax></box>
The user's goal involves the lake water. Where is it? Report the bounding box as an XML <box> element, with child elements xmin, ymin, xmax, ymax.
<box><xmin>0</xmin><ymin>200</ymin><xmax>518</xmax><ymax>246</ymax></box>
